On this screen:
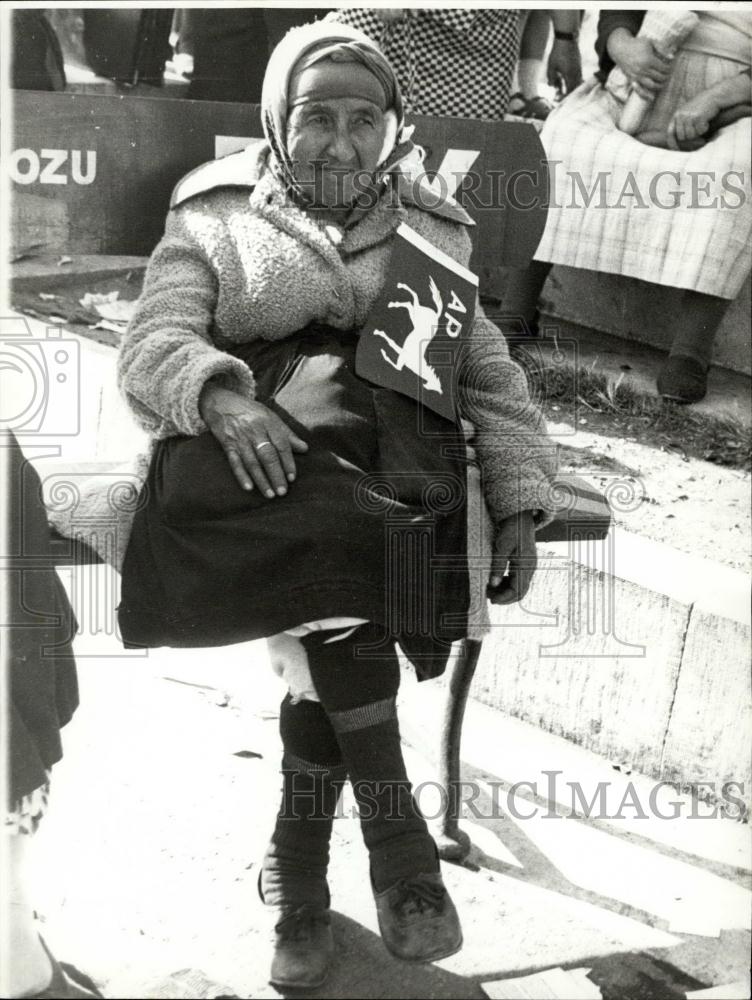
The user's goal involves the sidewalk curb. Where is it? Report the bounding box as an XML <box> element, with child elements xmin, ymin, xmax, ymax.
<box><xmin>10</xmin><ymin>253</ymin><xmax>148</xmax><ymax>291</ymax></box>
<box><xmin>450</xmin><ymin>530</ymin><xmax>751</xmax><ymax>814</ymax></box>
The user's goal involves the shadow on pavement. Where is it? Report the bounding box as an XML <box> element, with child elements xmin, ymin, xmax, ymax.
<box><xmin>462</xmin><ymin>951</ymin><xmax>707</xmax><ymax>1000</ymax></box>
<box><xmin>278</xmin><ymin>911</ymin><xmax>487</xmax><ymax>1000</ymax></box>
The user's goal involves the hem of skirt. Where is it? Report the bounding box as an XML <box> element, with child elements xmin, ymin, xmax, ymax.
<box><xmin>533</xmin><ymin>248</ymin><xmax>744</xmax><ymax>300</ymax></box>
<box><xmin>117</xmin><ymin>578</ymin><xmax>467</xmax><ymax>652</ymax></box>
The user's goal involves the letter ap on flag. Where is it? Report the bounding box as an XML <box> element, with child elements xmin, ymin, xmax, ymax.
<box><xmin>356</xmin><ymin>224</ymin><xmax>478</xmax><ymax>422</ymax></box>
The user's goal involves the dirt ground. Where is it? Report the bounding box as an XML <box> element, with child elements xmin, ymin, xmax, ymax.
<box><xmin>550</xmin><ymin>418</ymin><xmax>751</xmax><ymax>572</ymax></box>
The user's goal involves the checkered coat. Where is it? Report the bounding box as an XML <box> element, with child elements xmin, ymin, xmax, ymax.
<box><xmin>326</xmin><ymin>8</ymin><xmax>525</xmax><ymax>120</ymax></box>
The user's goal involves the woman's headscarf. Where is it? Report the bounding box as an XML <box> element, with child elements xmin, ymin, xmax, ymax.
<box><xmin>261</xmin><ymin>20</ymin><xmax>417</xmax><ymax>210</ymax></box>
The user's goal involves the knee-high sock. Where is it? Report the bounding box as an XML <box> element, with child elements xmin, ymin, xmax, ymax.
<box><xmin>502</xmin><ymin>261</ymin><xmax>553</xmax><ymax>328</ymax></box>
<box><xmin>303</xmin><ymin>623</ymin><xmax>438</xmax><ymax>892</ymax></box>
<box><xmin>261</xmin><ymin>695</ymin><xmax>346</xmax><ymax>909</ymax></box>
<box><xmin>670</xmin><ymin>290</ymin><xmax>730</xmax><ymax>367</ymax></box>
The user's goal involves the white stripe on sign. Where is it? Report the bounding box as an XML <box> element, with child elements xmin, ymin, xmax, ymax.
<box><xmin>215</xmin><ymin>135</ymin><xmax>264</xmax><ymax>159</ymax></box>
<box><xmin>424</xmin><ymin>149</ymin><xmax>481</xmax><ymax>198</ymax></box>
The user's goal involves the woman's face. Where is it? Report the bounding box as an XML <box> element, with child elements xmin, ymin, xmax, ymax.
<box><xmin>286</xmin><ymin>96</ymin><xmax>387</xmax><ymax>209</ymax></box>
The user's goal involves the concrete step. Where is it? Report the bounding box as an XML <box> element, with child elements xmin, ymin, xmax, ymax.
<box><xmin>10</xmin><ymin>253</ymin><xmax>148</xmax><ymax>289</ymax></box>
<box><xmin>408</xmin><ymin>527</ymin><xmax>751</xmax><ymax>815</ymax></box>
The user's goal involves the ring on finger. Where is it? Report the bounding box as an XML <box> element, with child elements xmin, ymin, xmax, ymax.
<box><xmin>255</xmin><ymin>441</ymin><xmax>274</xmax><ymax>452</ymax></box>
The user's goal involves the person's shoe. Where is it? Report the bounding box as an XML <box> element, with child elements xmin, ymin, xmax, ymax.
<box><xmin>373</xmin><ymin>872</ymin><xmax>463</xmax><ymax>962</ymax></box>
<box><xmin>521</xmin><ymin>95</ymin><xmax>555</xmax><ymax>121</ymax></box>
<box><xmin>507</xmin><ymin>91</ymin><xmax>527</xmax><ymax>116</ymax></box>
<box><xmin>268</xmin><ymin>903</ymin><xmax>334</xmax><ymax>990</ymax></box>
<box><xmin>657</xmin><ymin>354</ymin><xmax>708</xmax><ymax>404</ymax></box>
<box><xmin>32</xmin><ymin>937</ymin><xmax>104</xmax><ymax>998</ymax></box>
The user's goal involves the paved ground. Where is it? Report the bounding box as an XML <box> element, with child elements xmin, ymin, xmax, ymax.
<box><xmin>10</xmin><ymin>262</ymin><xmax>751</xmax><ymax>999</ymax></box>
<box><xmin>30</xmin><ymin>613</ymin><xmax>751</xmax><ymax>1000</ymax></box>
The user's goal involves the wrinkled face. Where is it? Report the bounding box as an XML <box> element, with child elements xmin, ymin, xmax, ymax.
<box><xmin>286</xmin><ymin>96</ymin><xmax>387</xmax><ymax>208</ymax></box>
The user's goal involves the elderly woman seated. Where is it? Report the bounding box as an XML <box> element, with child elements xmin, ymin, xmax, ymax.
<box><xmin>504</xmin><ymin>9</ymin><xmax>752</xmax><ymax>404</ymax></box>
<box><xmin>110</xmin><ymin>22</ymin><xmax>555</xmax><ymax>991</ymax></box>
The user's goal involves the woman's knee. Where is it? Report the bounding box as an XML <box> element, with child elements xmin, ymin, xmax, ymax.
<box><xmin>279</xmin><ymin>694</ymin><xmax>342</xmax><ymax>765</ymax></box>
<box><xmin>302</xmin><ymin>623</ymin><xmax>400</xmax><ymax>711</ymax></box>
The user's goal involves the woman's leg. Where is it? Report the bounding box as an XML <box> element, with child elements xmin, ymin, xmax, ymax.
<box><xmin>5</xmin><ymin>835</ymin><xmax>54</xmax><ymax>998</ymax></box>
<box><xmin>302</xmin><ymin>623</ymin><xmax>462</xmax><ymax>962</ymax></box>
<box><xmin>302</xmin><ymin>625</ymin><xmax>436</xmax><ymax>889</ymax></box>
<box><xmin>261</xmin><ymin>695</ymin><xmax>346</xmax><ymax>910</ymax></box>
<box><xmin>502</xmin><ymin>261</ymin><xmax>553</xmax><ymax>333</ymax></box>
<box><xmin>658</xmin><ymin>289</ymin><xmax>731</xmax><ymax>403</ymax></box>
<box><xmin>669</xmin><ymin>290</ymin><xmax>730</xmax><ymax>367</ymax></box>
<box><xmin>517</xmin><ymin>10</ymin><xmax>551</xmax><ymax>101</ymax></box>
<box><xmin>5</xmin><ymin>830</ymin><xmax>102</xmax><ymax>998</ymax></box>
<box><xmin>261</xmin><ymin>695</ymin><xmax>346</xmax><ymax>990</ymax></box>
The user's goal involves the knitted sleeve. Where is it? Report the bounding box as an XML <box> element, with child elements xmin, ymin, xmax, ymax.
<box><xmin>407</xmin><ymin>209</ymin><xmax>559</xmax><ymax>525</ymax></box>
<box><xmin>117</xmin><ymin>207</ymin><xmax>256</xmax><ymax>439</ymax></box>
<box><xmin>459</xmin><ymin>302</ymin><xmax>559</xmax><ymax>527</ymax></box>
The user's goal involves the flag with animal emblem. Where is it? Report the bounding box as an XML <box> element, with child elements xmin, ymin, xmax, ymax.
<box><xmin>356</xmin><ymin>223</ymin><xmax>478</xmax><ymax>421</ymax></box>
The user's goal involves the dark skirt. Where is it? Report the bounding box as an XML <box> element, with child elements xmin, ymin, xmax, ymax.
<box><xmin>117</xmin><ymin>326</ymin><xmax>470</xmax><ymax>679</ymax></box>
<box><xmin>5</xmin><ymin>430</ymin><xmax>79</xmax><ymax>805</ymax></box>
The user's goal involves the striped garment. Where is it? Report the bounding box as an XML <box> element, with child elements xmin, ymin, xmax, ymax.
<box><xmin>325</xmin><ymin>8</ymin><xmax>525</xmax><ymax>120</ymax></box>
<box><xmin>5</xmin><ymin>775</ymin><xmax>50</xmax><ymax>836</ymax></box>
<box><xmin>534</xmin><ymin>13</ymin><xmax>752</xmax><ymax>299</ymax></box>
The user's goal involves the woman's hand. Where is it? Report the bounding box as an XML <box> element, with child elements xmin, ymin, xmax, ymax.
<box><xmin>487</xmin><ymin>510</ymin><xmax>538</xmax><ymax>605</ymax></box>
<box><xmin>547</xmin><ymin>38</ymin><xmax>583</xmax><ymax>96</ymax></box>
<box><xmin>610</xmin><ymin>32</ymin><xmax>672</xmax><ymax>100</ymax></box>
<box><xmin>667</xmin><ymin>90</ymin><xmax>721</xmax><ymax>149</ymax></box>
<box><xmin>199</xmin><ymin>382</ymin><xmax>308</xmax><ymax>498</ymax></box>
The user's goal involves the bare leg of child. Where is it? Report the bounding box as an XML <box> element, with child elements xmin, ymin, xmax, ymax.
<box><xmin>4</xmin><ymin>836</ymin><xmax>54</xmax><ymax>997</ymax></box>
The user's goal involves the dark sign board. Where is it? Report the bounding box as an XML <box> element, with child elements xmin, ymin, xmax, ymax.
<box><xmin>10</xmin><ymin>91</ymin><xmax>548</xmax><ymax>275</ymax></box>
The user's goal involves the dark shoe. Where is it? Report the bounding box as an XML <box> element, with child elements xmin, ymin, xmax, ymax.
<box><xmin>506</xmin><ymin>93</ymin><xmax>554</xmax><ymax>121</ymax></box>
<box><xmin>269</xmin><ymin>903</ymin><xmax>334</xmax><ymax>990</ymax></box>
<box><xmin>521</xmin><ymin>95</ymin><xmax>555</xmax><ymax>121</ymax></box>
<box><xmin>33</xmin><ymin>937</ymin><xmax>104</xmax><ymax>998</ymax></box>
<box><xmin>373</xmin><ymin>872</ymin><xmax>463</xmax><ymax>963</ymax></box>
<box><xmin>657</xmin><ymin>354</ymin><xmax>708</xmax><ymax>404</ymax></box>
<box><xmin>507</xmin><ymin>91</ymin><xmax>527</xmax><ymax>116</ymax></box>
<box><xmin>258</xmin><ymin>868</ymin><xmax>334</xmax><ymax>990</ymax></box>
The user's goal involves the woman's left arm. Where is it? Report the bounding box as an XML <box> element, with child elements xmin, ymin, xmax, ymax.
<box><xmin>547</xmin><ymin>10</ymin><xmax>584</xmax><ymax>96</ymax></box>
<box><xmin>668</xmin><ymin>70</ymin><xmax>752</xmax><ymax>149</ymax></box>
<box><xmin>413</xmin><ymin>212</ymin><xmax>558</xmax><ymax>604</ymax></box>
<box><xmin>458</xmin><ymin>303</ymin><xmax>559</xmax><ymax>605</ymax></box>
